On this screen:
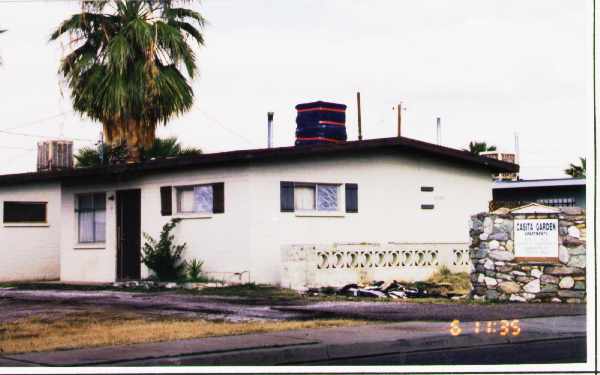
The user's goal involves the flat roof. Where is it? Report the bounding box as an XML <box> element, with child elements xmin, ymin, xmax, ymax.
<box><xmin>0</xmin><ymin>136</ymin><xmax>519</xmax><ymax>186</ymax></box>
<box><xmin>493</xmin><ymin>178</ymin><xmax>586</xmax><ymax>189</ymax></box>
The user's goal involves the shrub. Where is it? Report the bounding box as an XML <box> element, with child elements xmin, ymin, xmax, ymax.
<box><xmin>427</xmin><ymin>266</ymin><xmax>471</xmax><ymax>294</ymax></box>
<box><xmin>186</xmin><ymin>259</ymin><xmax>205</xmax><ymax>282</ymax></box>
<box><xmin>142</xmin><ymin>219</ymin><xmax>187</xmax><ymax>281</ymax></box>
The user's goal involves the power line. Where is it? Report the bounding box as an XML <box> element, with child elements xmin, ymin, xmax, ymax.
<box><xmin>0</xmin><ymin>111</ymin><xmax>73</xmax><ymax>132</ymax></box>
<box><xmin>0</xmin><ymin>128</ymin><xmax>95</xmax><ymax>142</ymax></box>
<box><xmin>0</xmin><ymin>145</ymin><xmax>36</xmax><ymax>150</ymax></box>
<box><xmin>198</xmin><ymin>109</ymin><xmax>257</xmax><ymax>147</ymax></box>
<box><xmin>0</xmin><ymin>149</ymin><xmax>36</xmax><ymax>167</ymax></box>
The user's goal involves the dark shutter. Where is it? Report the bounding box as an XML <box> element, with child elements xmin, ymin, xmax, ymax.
<box><xmin>421</xmin><ymin>204</ymin><xmax>435</xmax><ymax>210</ymax></box>
<box><xmin>160</xmin><ymin>186</ymin><xmax>172</xmax><ymax>216</ymax></box>
<box><xmin>345</xmin><ymin>184</ymin><xmax>358</xmax><ymax>213</ymax></box>
<box><xmin>420</xmin><ymin>186</ymin><xmax>434</xmax><ymax>192</ymax></box>
<box><xmin>213</xmin><ymin>182</ymin><xmax>225</xmax><ymax>213</ymax></box>
<box><xmin>280</xmin><ymin>181</ymin><xmax>295</xmax><ymax>212</ymax></box>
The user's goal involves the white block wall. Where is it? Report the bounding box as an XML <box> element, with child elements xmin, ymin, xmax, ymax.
<box><xmin>0</xmin><ymin>182</ymin><xmax>61</xmax><ymax>282</ymax></box>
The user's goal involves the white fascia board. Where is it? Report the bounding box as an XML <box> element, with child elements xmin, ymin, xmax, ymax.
<box><xmin>493</xmin><ymin>179</ymin><xmax>586</xmax><ymax>189</ymax></box>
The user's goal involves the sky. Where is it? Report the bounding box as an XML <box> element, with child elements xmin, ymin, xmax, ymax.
<box><xmin>0</xmin><ymin>0</ymin><xmax>593</xmax><ymax>178</ymax></box>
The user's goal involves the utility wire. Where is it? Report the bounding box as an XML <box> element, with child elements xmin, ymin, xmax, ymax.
<box><xmin>0</xmin><ymin>145</ymin><xmax>36</xmax><ymax>150</ymax></box>
<box><xmin>198</xmin><ymin>109</ymin><xmax>257</xmax><ymax>147</ymax></box>
<box><xmin>0</xmin><ymin>111</ymin><xmax>73</xmax><ymax>132</ymax></box>
<box><xmin>0</xmin><ymin>128</ymin><xmax>95</xmax><ymax>142</ymax></box>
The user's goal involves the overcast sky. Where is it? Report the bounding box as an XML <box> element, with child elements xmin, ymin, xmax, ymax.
<box><xmin>0</xmin><ymin>0</ymin><xmax>592</xmax><ymax>178</ymax></box>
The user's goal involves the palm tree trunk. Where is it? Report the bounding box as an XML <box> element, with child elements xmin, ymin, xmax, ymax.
<box><xmin>104</xmin><ymin>117</ymin><xmax>126</xmax><ymax>148</ymax></box>
<box><xmin>126</xmin><ymin>118</ymin><xmax>142</xmax><ymax>163</ymax></box>
<box><xmin>141</xmin><ymin>122</ymin><xmax>156</xmax><ymax>150</ymax></box>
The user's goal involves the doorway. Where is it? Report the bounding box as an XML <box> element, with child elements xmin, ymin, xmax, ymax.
<box><xmin>116</xmin><ymin>189</ymin><xmax>142</xmax><ymax>280</ymax></box>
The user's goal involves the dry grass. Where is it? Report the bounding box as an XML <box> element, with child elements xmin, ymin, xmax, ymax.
<box><xmin>0</xmin><ymin>311</ymin><xmax>366</xmax><ymax>354</ymax></box>
<box><xmin>426</xmin><ymin>266</ymin><xmax>471</xmax><ymax>294</ymax></box>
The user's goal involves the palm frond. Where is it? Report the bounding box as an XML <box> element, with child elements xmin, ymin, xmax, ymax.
<box><xmin>52</xmin><ymin>0</ymin><xmax>205</xmax><ymax>161</ymax></box>
<box><xmin>564</xmin><ymin>157</ymin><xmax>586</xmax><ymax>178</ymax></box>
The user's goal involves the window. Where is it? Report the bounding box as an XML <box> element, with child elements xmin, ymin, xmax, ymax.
<box><xmin>537</xmin><ymin>198</ymin><xmax>576</xmax><ymax>208</ymax></box>
<box><xmin>76</xmin><ymin>193</ymin><xmax>106</xmax><ymax>243</ymax></box>
<box><xmin>294</xmin><ymin>183</ymin><xmax>339</xmax><ymax>212</ymax></box>
<box><xmin>3</xmin><ymin>202</ymin><xmax>47</xmax><ymax>223</ymax></box>
<box><xmin>177</xmin><ymin>185</ymin><xmax>214</xmax><ymax>214</ymax></box>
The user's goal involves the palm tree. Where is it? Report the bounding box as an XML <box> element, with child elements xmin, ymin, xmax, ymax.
<box><xmin>565</xmin><ymin>157</ymin><xmax>586</xmax><ymax>178</ymax></box>
<box><xmin>74</xmin><ymin>136</ymin><xmax>201</xmax><ymax>167</ymax></box>
<box><xmin>142</xmin><ymin>136</ymin><xmax>202</xmax><ymax>159</ymax></box>
<box><xmin>465</xmin><ymin>141</ymin><xmax>497</xmax><ymax>155</ymax></box>
<box><xmin>51</xmin><ymin>1</ymin><xmax>205</xmax><ymax>162</ymax></box>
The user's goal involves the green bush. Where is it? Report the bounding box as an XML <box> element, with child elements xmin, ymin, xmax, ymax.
<box><xmin>186</xmin><ymin>259</ymin><xmax>205</xmax><ymax>282</ymax></box>
<box><xmin>142</xmin><ymin>219</ymin><xmax>187</xmax><ymax>281</ymax></box>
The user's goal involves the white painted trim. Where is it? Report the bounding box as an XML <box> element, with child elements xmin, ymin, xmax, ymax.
<box><xmin>173</xmin><ymin>213</ymin><xmax>213</xmax><ymax>220</ymax></box>
<box><xmin>73</xmin><ymin>243</ymin><xmax>106</xmax><ymax>250</ymax></box>
<box><xmin>295</xmin><ymin>211</ymin><xmax>346</xmax><ymax>218</ymax></box>
<box><xmin>494</xmin><ymin>179</ymin><xmax>586</xmax><ymax>189</ymax></box>
<box><xmin>3</xmin><ymin>222</ymin><xmax>49</xmax><ymax>228</ymax></box>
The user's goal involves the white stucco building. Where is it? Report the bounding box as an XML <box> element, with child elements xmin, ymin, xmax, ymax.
<box><xmin>0</xmin><ymin>137</ymin><xmax>518</xmax><ymax>285</ymax></box>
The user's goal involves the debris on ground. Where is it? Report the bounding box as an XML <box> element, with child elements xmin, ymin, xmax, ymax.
<box><xmin>111</xmin><ymin>280</ymin><xmax>225</xmax><ymax>290</ymax></box>
<box><xmin>307</xmin><ymin>280</ymin><xmax>467</xmax><ymax>300</ymax></box>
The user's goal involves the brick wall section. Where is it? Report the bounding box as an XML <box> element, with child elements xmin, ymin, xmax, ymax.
<box><xmin>469</xmin><ymin>207</ymin><xmax>586</xmax><ymax>303</ymax></box>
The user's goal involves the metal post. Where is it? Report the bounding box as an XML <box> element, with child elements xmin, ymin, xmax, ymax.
<box><xmin>397</xmin><ymin>103</ymin><xmax>402</xmax><ymax>137</ymax></box>
<box><xmin>98</xmin><ymin>131</ymin><xmax>104</xmax><ymax>164</ymax></box>
<box><xmin>267</xmin><ymin>112</ymin><xmax>274</xmax><ymax>148</ymax></box>
<box><xmin>436</xmin><ymin>117</ymin><xmax>441</xmax><ymax>145</ymax></box>
<box><xmin>357</xmin><ymin>92</ymin><xmax>363</xmax><ymax>141</ymax></box>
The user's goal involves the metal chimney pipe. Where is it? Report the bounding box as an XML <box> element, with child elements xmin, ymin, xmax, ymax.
<box><xmin>436</xmin><ymin>117</ymin><xmax>441</xmax><ymax>145</ymax></box>
<box><xmin>267</xmin><ymin>112</ymin><xmax>274</xmax><ymax>148</ymax></box>
<box><xmin>514</xmin><ymin>132</ymin><xmax>520</xmax><ymax>165</ymax></box>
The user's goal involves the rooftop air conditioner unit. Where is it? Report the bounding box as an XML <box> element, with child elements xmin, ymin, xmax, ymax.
<box><xmin>37</xmin><ymin>140</ymin><xmax>74</xmax><ymax>172</ymax></box>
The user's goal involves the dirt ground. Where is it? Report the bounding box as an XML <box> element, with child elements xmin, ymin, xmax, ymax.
<box><xmin>0</xmin><ymin>288</ymin><xmax>314</xmax><ymax>323</ymax></box>
<box><xmin>0</xmin><ymin>287</ymin><xmax>586</xmax><ymax>324</ymax></box>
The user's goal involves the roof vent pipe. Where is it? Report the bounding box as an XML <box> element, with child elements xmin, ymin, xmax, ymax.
<box><xmin>436</xmin><ymin>117</ymin><xmax>441</xmax><ymax>145</ymax></box>
<box><xmin>267</xmin><ymin>112</ymin><xmax>274</xmax><ymax>148</ymax></box>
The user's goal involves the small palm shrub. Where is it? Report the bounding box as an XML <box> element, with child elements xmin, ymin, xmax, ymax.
<box><xmin>186</xmin><ymin>259</ymin><xmax>205</xmax><ymax>282</ymax></box>
<box><xmin>142</xmin><ymin>219</ymin><xmax>187</xmax><ymax>281</ymax></box>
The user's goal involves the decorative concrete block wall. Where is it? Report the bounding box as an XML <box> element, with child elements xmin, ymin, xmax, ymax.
<box><xmin>469</xmin><ymin>206</ymin><xmax>586</xmax><ymax>303</ymax></box>
<box><xmin>281</xmin><ymin>242</ymin><xmax>470</xmax><ymax>291</ymax></box>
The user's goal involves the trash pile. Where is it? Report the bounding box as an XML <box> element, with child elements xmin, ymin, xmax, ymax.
<box><xmin>307</xmin><ymin>280</ymin><xmax>466</xmax><ymax>300</ymax></box>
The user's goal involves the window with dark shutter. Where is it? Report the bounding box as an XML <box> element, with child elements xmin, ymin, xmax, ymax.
<box><xmin>212</xmin><ymin>182</ymin><xmax>225</xmax><ymax>213</ymax></box>
<box><xmin>3</xmin><ymin>202</ymin><xmax>47</xmax><ymax>223</ymax></box>
<box><xmin>420</xmin><ymin>186</ymin><xmax>434</xmax><ymax>192</ymax></box>
<box><xmin>280</xmin><ymin>181</ymin><xmax>295</xmax><ymax>212</ymax></box>
<box><xmin>345</xmin><ymin>184</ymin><xmax>358</xmax><ymax>213</ymax></box>
<box><xmin>160</xmin><ymin>186</ymin><xmax>172</xmax><ymax>216</ymax></box>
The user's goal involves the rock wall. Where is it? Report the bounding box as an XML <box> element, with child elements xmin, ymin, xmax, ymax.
<box><xmin>469</xmin><ymin>207</ymin><xmax>586</xmax><ymax>303</ymax></box>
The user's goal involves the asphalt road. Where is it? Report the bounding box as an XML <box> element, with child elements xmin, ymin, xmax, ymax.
<box><xmin>311</xmin><ymin>337</ymin><xmax>587</xmax><ymax>365</ymax></box>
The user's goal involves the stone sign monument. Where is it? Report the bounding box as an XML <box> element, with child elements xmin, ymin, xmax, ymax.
<box><xmin>469</xmin><ymin>203</ymin><xmax>586</xmax><ymax>303</ymax></box>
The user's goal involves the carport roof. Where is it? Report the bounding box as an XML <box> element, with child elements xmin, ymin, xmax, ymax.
<box><xmin>0</xmin><ymin>136</ymin><xmax>519</xmax><ymax>186</ymax></box>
